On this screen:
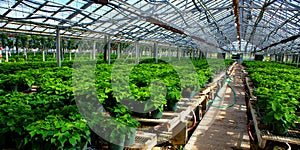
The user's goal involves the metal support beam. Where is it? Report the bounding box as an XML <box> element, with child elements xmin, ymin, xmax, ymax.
<box><xmin>56</xmin><ymin>28</ymin><xmax>61</xmax><ymax>68</ymax></box>
<box><xmin>5</xmin><ymin>48</ymin><xmax>8</xmax><ymax>62</ymax></box>
<box><xmin>245</xmin><ymin>0</ymin><xmax>277</xmax><ymax>53</ymax></box>
<box><xmin>93</xmin><ymin>41</ymin><xmax>96</xmax><ymax>60</ymax></box>
<box><xmin>257</xmin><ymin>34</ymin><xmax>300</xmax><ymax>52</ymax></box>
<box><xmin>297</xmin><ymin>51</ymin><xmax>300</xmax><ymax>67</ymax></box>
<box><xmin>117</xmin><ymin>43</ymin><xmax>120</xmax><ymax>59</ymax></box>
<box><xmin>177</xmin><ymin>46</ymin><xmax>180</xmax><ymax>61</ymax></box>
<box><xmin>135</xmin><ymin>41</ymin><xmax>139</xmax><ymax>64</ymax></box>
<box><xmin>42</xmin><ymin>51</ymin><xmax>45</xmax><ymax>61</ymax></box>
<box><xmin>155</xmin><ymin>42</ymin><xmax>158</xmax><ymax>63</ymax></box>
<box><xmin>104</xmin><ymin>35</ymin><xmax>107</xmax><ymax>62</ymax></box>
<box><xmin>256</xmin><ymin>11</ymin><xmax>300</xmax><ymax>48</ymax></box>
<box><xmin>168</xmin><ymin>46</ymin><xmax>171</xmax><ymax>61</ymax></box>
<box><xmin>108</xmin><ymin>36</ymin><xmax>111</xmax><ymax>64</ymax></box>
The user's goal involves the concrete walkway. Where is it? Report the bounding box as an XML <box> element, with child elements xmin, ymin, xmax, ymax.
<box><xmin>184</xmin><ymin>65</ymin><xmax>250</xmax><ymax>150</ymax></box>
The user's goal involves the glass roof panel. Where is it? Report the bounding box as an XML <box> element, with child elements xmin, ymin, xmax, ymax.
<box><xmin>68</xmin><ymin>1</ymin><xmax>85</xmax><ymax>9</ymax></box>
<box><xmin>19</xmin><ymin>25</ymin><xmax>35</xmax><ymax>30</ymax></box>
<box><xmin>0</xmin><ymin>0</ymin><xmax>298</xmax><ymax>50</ymax></box>
<box><xmin>4</xmin><ymin>23</ymin><xmax>21</xmax><ymax>29</ymax></box>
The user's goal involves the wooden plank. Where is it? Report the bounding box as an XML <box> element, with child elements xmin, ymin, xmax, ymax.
<box><xmin>31</xmin><ymin>85</ymin><xmax>38</xmax><ymax>89</ymax></box>
<box><xmin>136</xmin><ymin>118</ymin><xmax>170</xmax><ymax>124</ymax></box>
<box><xmin>246</xmin><ymin>76</ymin><xmax>266</xmax><ymax>148</ymax></box>
<box><xmin>249</xmin><ymin>101</ymin><xmax>266</xmax><ymax>148</ymax></box>
<box><xmin>167</xmin><ymin>116</ymin><xmax>181</xmax><ymax>131</ymax></box>
<box><xmin>200</xmin><ymin>87</ymin><xmax>211</xmax><ymax>95</ymax></box>
<box><xmin>179</xmin><ymin>106</ymin><xmax>191</xmax><ymax>122</ymax></box>
<box><xmin>162</xmin><ymin>112</ymin><xmax>178</xmax><ymax>116</ymax></box>
<box><xmin>169</xmin><ymin>122</ymin><xmax>188</xmax><ymax>145</ymax></box>
<box><xmin>262</xmin><ymin>134</ymin><xmax>300</xmax><ymax>146</ymax></box>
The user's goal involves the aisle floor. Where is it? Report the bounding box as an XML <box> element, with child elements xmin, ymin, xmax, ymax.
<box><xmin>184</xmin><ymin>65</ymin><xmax>250</xmax><ymax>150</ymax></box>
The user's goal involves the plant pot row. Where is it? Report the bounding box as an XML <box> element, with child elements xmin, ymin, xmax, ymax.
<box><xmin>109</xmin><ymin>129</ymin><xmax>136</xmax><ymax>150</ymax></box>
<box><xmin>132</xmin><ymin>100</ymin><xmax>178</xmax><ymax>119</ymax></box>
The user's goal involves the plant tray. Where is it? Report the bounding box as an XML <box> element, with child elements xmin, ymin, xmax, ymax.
<box><xmin>245</xmin><ymin>76</ymin><xmax>300</xmax><ymax>148</ymax></box>
<box><xmin>261</xmin><ymin>130</ymin><xmax>300</xmax><ymax>144</ymax></box>
<box><xmin>124</xmin><ymin>131</ymin><xmax>157</xmax><ymax>150</ymax></box>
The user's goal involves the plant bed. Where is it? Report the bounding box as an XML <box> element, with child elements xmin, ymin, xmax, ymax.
<box><xmin>243</xmin><ymin>61</ymin><xmax>300</xmax><ymax>148</ymax></box>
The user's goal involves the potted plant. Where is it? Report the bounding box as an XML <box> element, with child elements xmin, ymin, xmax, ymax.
<box><xmin>107</xmin><ymin>116</ymin><xmax>139</xmax><ymax>150</ymax></box>
<box><xmin>166</xmin><ymin>91</ymin><xmax>181</xmax><ymax>111</ymax></box>
<box><xmin>115</xmin><ymin>113</ymin><xmax>139</xmax><ymax>147</ymax></box>
<box><xmin>261</xmin><ymin>96</ymin><xmax>300</xmax><ymax>135</ymax></box>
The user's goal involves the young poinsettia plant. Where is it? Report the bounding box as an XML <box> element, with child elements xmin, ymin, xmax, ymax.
<box><xmin>246</xmin><ymin>60</ymin><xmax>300</xmax><ymax>135</ymax></box>
<box><xmin>262</xmin><ymin>95</ymin><xmax>300</xmax><ymax>135</ymax></box>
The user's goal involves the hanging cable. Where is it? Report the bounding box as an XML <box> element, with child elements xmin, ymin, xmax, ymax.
<box><xmin>247</xmin><ymin>120</ymin><xmax>254</xmax><ymax>141</ymax></box>
<box><xmin>187</xmin><ymin>110</ymin><xmax>197</xmax><ymax>132</ymax></box>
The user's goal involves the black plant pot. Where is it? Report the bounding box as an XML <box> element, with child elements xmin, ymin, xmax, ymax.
<box><xmin>151</xmin><ymin>109</ymin><xmax>163</xmax><ymax>119</ymax></box>
<box><xmin>124</xmin><ymin>129</ymin><xmax>136</xmax><ymax>146</ymax></box>
<box><xmin>166</xmin><ymin>100</ymin><xmax>178</xmax><ymax>111</ymax></box>
<box><xmin>271</xmin><ymin>123</ymin><xmax>288</xmax><ymax>135</ymax></box>
<box><xmin>132</xmin><ymin>112</ymin><xmax>149</xmax><ymax>118</ymax></box>
<box><xmin>109</xmin><ymin>143</ymin><xmax>124</xmax><ymax>150</ymax></box>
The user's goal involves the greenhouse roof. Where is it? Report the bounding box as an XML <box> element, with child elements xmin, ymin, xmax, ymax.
<box><xmin>0</xmin><ymin>0</ymin><xmax>299</xmax><ymax>53</ymax></box>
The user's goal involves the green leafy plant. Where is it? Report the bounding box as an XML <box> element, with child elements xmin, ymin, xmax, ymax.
<box><xmin>25</xmin><ymin>114</ymin><xmax>91</xmax><ymax>150</ymax></box>
<box><xmin>245</xmin><ymin>61</ymin><xmax>300</xmax><ymax>135</ymax></box>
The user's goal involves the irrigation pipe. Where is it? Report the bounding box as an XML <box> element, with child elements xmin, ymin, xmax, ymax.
<box><xmin>208</xmin><ymin>75</ymin><xmax>237</xmax><ymax>109</ymax></box>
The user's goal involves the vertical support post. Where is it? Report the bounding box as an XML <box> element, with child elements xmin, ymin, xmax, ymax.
<box><xmin>108</xmin><ymin>36</ymin><xmax>111</xmax><ymax>64</ymax></box>
<box><xmin>206</xmin><ymin>51</ymin><xmax>208</xmax><ymax>58</ymax></box>
<box><xmin>42</xmin><ymin>51</ymin><xmax>45</xmax><ymax>61</ymax></box>
<box><xmin>154</xmin><ymin>42</ymin><xmax>158</xmax><ymax>63</ymax></box>
<box><xmin>69</xmin><ymin>49</ymin><xmax>72</xmax><ymax>61</ymax></box>
<box><xmin>0</xmin><ymin>48</ymin><xmax>2</xmax><ymax>63</ymax></box>
<box><xmin>5</xmin><ymin>47</ymin><xmax>8</xmax><ymax>62</ymax></box>
<box><xmin>24</xmin><ymin>48</ymin><xmax>27</xmax><ymax>60</ymax></box>
<box><xmin>193</xmin><ymin>49</ymin><xmax>195</xmax><ymax>60</ymax></box>
<box><xmin>200</xmin><ymin>50</ymin><xmax>203</xmax><ymax>59</ymax></box>
<box><xmin>177</xmin><ymin>46</ymin><xmax>179</xmax><ymax>60</ymax></box>
<box><xmin>135</xmin><ymin>41</ymin><xmax>139</xmax><ymax>64</ymax></box>
<box><xmin>168</xmin><ymin>46</ymin><xmax>171</xmax><ymax>61</ymax></box>
<box><xmin>103</xmin><ymin>35</ymin><xmax>107</xmax><ymax>62</ymax></box>
<box><xmin>93</xmin><ymin>41</ymin><xmax>96</xmax><ymax>60</ymax></box>
<box><xmin>56</xmin><ymin>28</ymin><xmax>61</xmax><ymax>68</ymax></box>
<box><xmin>297</xmin><ymin>51</ymin><xmax>300</xmax><ymax>68</ymax></box>
<box><xmin>117</xmin><ymin>43</ymin><xmax>120</xmax><ymax>59</ymax></box>
<box><xmin>178</xmin><ymin>47</ymin><xmax>181</xmax><ymax>61</ymax></box>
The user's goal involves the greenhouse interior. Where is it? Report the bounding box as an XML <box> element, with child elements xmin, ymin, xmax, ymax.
<box><xmin>0</xmin><ymin>0</ymin><xmax>300</xmax><ymax>150</ymax></box>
